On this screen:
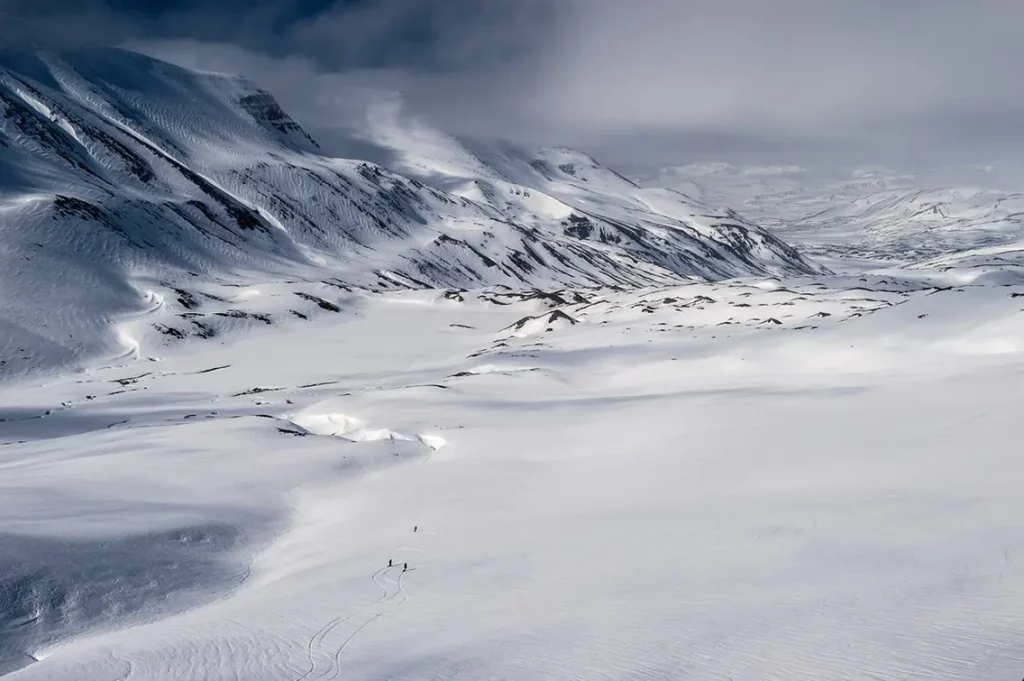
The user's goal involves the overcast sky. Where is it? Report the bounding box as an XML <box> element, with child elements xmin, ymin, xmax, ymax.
<box><xmin>5</xmin><ymin>0</ymin><xmax>1024</xmax><ymax>171</ymax></box>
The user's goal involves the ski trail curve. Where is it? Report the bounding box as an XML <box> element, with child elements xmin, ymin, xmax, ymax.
<box><xmin>319</xmin><ymin>569</ymin><xmax>411</xmax><ymax>681</ymax></box>
<box><xmin>295</xmin><ymin>566</ymin><xmax>392</xmax><ymax>681</ymax></box>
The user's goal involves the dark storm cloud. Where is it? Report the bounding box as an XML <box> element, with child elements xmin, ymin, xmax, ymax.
<box><xmin>3</xmin><ymin>0</ymin><xmax>560</xmax><ymax>156</ymax></box>
<box><xmin>5</xmin><ymin>0</ymin><xmax>1024</xmax><ymax>168</ymax></box>
<box><xmin>2</xmin><ymin>0</ymin><xmax>555</xmax><ymax>71</ymax></box>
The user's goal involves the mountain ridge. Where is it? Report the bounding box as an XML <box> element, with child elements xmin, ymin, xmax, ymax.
<box><xmin>0</xmin><ymin>46</ymin><xmax>823</xmax><ymax>378</ymax></box>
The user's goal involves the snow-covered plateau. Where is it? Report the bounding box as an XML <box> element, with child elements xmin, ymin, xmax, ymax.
<box><xmin>3</xmin><ymin>48</ymin><xmax>1024</xmax><ymax>681</ymax></box>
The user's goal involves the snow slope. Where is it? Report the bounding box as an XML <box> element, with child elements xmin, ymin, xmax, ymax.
<box><xmin>0</xmin><ymin>47</ymin><xmax>821</xmax><ymax>380</ymax></box>
<box><xmin>4</xmin><ymin>269</ymin><xmax>1024</xmax><ymax>679</ymax></box>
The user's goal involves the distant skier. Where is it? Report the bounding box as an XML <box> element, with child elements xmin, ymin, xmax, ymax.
<box><xmin>388</xmin><ymin>559</ymin><xmax>392</xmax><ymax>567</ymax></box>
<box><xmin>413</xmin><ymin>526</ymin><xmax>418</xmax><ymax>533</ymax></box>
<box><xmin>403</xmin><ymin>562</ymin><xmax>408</xmax><ymax>572</ymax></box>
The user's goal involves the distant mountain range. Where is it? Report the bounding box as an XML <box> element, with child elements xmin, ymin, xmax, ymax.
<box><xmin>647</xmin><ymin>164</ymin><xmax>1024</xmax><ymax>265</ymax></box>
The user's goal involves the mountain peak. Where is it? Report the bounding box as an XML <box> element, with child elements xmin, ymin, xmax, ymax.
<box><xmin>0</xmin><ymin>47</ymin><xmax>822</xmax><ymax>378</ymax></box>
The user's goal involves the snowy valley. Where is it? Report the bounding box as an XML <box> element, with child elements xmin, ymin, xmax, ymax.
<box><xmin>0</xmin><ymin>47</ymin><xmax>819</xmax><ymax>382</ymax></box>
<box><xmin>3</xmin><ymin>48</ymin><xmax>1024</xmax><ymax>681</ymax></box>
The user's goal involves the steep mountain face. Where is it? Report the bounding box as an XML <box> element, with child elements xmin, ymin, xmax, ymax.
<box><xmin>0</xmin><ymin>47</ymin><xmax>822</xmax><ymax>376</ymax></box>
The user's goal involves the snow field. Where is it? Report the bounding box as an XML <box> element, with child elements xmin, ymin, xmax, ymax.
<box><xmin>4</xmin><ymin>273</ymin><xmax>1024</xmax><ymax>679</ymax></box>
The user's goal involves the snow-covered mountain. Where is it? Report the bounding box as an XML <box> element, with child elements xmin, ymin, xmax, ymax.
<box><xmin>0</xmin><ymin>47</ymin><xmax>821</xmax><ymax>378</ymax></box>
<box><xmin>10</xmin><ymin>47</ymin><xmax>1024</xmax><ymax>681</ymax></box>
<box><xmin>648</xmin><ymin>164</ymin><xmax>1024</xmax><ymax>265</ymax></box>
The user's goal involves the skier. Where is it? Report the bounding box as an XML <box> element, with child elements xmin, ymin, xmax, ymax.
<box><xmin>403</xmin><ymin>562</ymin><xmax>408</xmax><ymax>572</ymax></box>
<box><xmin>388</xmin><ymin>559</ymin><xmax>392</xmax><ymax>567</ymax></box>
<box><xmin>413</xmin><ymin>526</ymin><xmax>418</xmax><ymax>533</ymax></box>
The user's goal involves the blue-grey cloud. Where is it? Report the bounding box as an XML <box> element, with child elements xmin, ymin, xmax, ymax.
<box><xmin>5</xmin><ymin>0</ymin><xmax>1024</xmax><ymax>169</ymax></box>
<box><xmin>3</xmin><ymin>0</ymin><xmax>556</xmax><ymax>71</ymax></box>
<box><xmin>529</xmin><ymin>0</ymin><xmax>1024</xmax><ymax>166</ymax></box>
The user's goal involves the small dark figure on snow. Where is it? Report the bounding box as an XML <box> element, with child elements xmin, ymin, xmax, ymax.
<box><xmin>388</xmin><ymin>559</ymin><xmax>392</xmax><ymax>567</ymax></box>
<box><xmin>413</xmin><ymin>526</ymin><xmax>418</xmax><ymax>533</ymax></box>
<box><xmin>403</xmin><ymin>562</ymin><xmax>408</xmax><ymax>572</ymax></box>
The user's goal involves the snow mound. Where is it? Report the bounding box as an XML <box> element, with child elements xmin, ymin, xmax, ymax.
<box><xmin>287</xmin><ymin>412</ymin><xmax>446</xmax><ymax>451</ymax></box>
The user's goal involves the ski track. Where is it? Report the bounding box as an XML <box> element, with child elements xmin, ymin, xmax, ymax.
<box><xmin>322</xmin><ymin>569</ymin><xmax>409</xmax><ymax>681</ymax></box>
<box><xmin>295</xmin><ymin>563</ymin><xmax>409</xmax><ymax>681</ymax></box>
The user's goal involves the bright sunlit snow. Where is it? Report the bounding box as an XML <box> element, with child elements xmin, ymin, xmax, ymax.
<box><xmin>3</xmin><ymin>46</ymin><xmax>1024</xmax><ymax>681</ymax></box>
